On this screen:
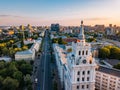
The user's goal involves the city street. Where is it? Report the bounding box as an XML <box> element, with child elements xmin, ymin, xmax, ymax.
<box><xmin>34</xmin><ymin>31</ymin><xmax>52</xmax><ymax>90</ymax></box>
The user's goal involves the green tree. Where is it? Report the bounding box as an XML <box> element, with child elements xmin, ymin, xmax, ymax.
<box><xmin>6</xmin><ymin>41</ymin><xmax>11</xmax><ymax>47</ymax></box>
<box><xmin>2</xmin><ymin>47</ymin><xmax>9</xmax><ymax>55</ymax></box>
<box><xmin>22</xmin><ymin>45</ymin><xmax>28</xmax><ymax>50</ymax></box>
<box><xmin>17</xmin><ymin>60</ymin><xmax>26</xmax><ymax>67</ymax></box>
<box><xmin>105</xmin><ymin>45</ymin><xmax>113</xmax><ymax>50</ymax></box>
<box><xmin>0</xmin><ymin>61</ymin><xmax>5</xmax><ymax>69</ymax></box>
<box><xmin>67</xmin><ymin>48</ymin><xmax>72</xmax><ymax>53</ymax></box>
<box><xmin>0</xmin><ymin>76</ymin><xmax>3</xmax><ymax>88</ymax></box>
<box><xmin>13</xmin><ymin>71</ymin><xmax>23</xmax><ymax>82</ymax></box>
<box><xmin>62</xmin><ymin>41</ymin><xmax>67</xmax><ymax>45</ymax></box>
<box><xmin>2</xmin><ymin>77</ymin><xmax>19</xmax><ymax>90</ymax></box>
<box><xmin>113</xmin><ymin>63</ymin><xmax>120</xmax><ymax>69</ymax></box>
<box><xmin>87</xmin><ymin>38</ymin><xmax>96</xmax><ymax>42</ymax></box>
<box><xmin>110</xmin><ymin>47</ymin><xmax>120</xmax><ymax>59</ymax></box>
<box><xmin>24</xmin><ymin>74</ymin><xmax>32</xmax><ymax>86</ymax></box>
<box><xmin>0</xmin><ymin>68</ymin><xmax>7</xmax><ymax>77</ymax></box>
<box><xmin>7</xmin><ymin>63</ymin><xmax>18</xmax><ymax>77</ymax></box>
<box><xmin>58</xmin><ymin>38</ymin><xmax>62</xmax><ymax>44</ymax></box>
<box><xmin>20</xmin><ymin>63</ymin><xmax>32</xmax><ymax>75</ymax></box>
<box><xmin>9</xmin><ymin>48</ymin><xmax>15</xmax><ymax>58</ymax></box>
<box><xmin>27</xmin><ymin>84</ymin><xmax>32</xmax><ymax>90</ymax></box>
<box><xmin>99</xmin><ymin>47</ymin><xmax>110</xmax><ymax>59</ymax></box>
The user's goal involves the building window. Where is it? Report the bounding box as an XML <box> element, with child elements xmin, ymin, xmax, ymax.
<box><xmin>82</xmin><ymin>51</ymin><xmax>84</xmax><ymax>55</ymax></box>
<box><xmin>87</xmin><ymin>71</ymin><xmax>90</xmax><ymax>74</ymax></box>
<box><xmin>77</xmin><ymin>71</ymin><xmax>80</xmax><ymax>75</ymax></box>
<box><xmin>89</xmin><ymin>60</ymin><xmax>92</xmax><ymax>64</ymax></box>
<box><xmin>87</xmin><ymin>77</ymin><xmax>89</xmax><ymax>81</ymax></box>
<box><xmin>82</xmin><ymin>85</ymin><xmax>84</xmax><ymax>89</ymax></box>
<box><xmin>86</xmin><ymin>50</ymin><xmax>88</xmax><ymax>55</ymax></box>
<box><xmin>77</xmin><ymin>78</ymin><xmax>79</xmax><ymax>81</ymax></box>
<box><xmin>79</xmin><ymin>51</ymin><xmax>81</xmax><ymax>55</ymax></box>
<box><xmin>82</xmin><ymin>71</ymin><xmax>85</xmax><ymax>75</ymax></box>
<box><xmin>77</xmin><ymin>85</ymin><xmax>79</xmax><ymax>89</ymax></box>
<box><xmin>82</xmin><ymin>77</ymin><xmax>84</xmax><ymax>81</ymax></box>
<box><xmin>87</xmin><ymin>85</ymin><xmax>89</xmax><ymax>88</ymax></box>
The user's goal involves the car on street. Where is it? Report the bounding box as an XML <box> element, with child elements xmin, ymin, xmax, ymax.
<box><xmin>35</xmin><ymin>78</ymin><xmax>38</xmax><ymax>84</ymax></box>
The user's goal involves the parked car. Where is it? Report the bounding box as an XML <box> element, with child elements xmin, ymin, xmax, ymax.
<box><xmin>35</xmin><ymin>78</ymin><xmax>38</xmax><ymax>83</ymax></box>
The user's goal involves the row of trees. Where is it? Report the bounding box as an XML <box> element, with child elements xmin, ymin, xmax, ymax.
<box><xmin>0</xmin><ymin>39</ymin><xmax>29</xmax><ymax>58</ymax></box>
<box><xmin>99</xmin><ymin>45</ymin><xmax>120</xmax><ymax>59</ymax></box>
<box><xmin>0</xmin><ymin>45</ymin><xmax>28</xmax><ymax>58</ymax></box>
<box><xmin>86</xmin><ymin>38</ymin><xmax>96</xmax><ymax>42</ymax></box>
<box><xmin>0</xmin><ymin>60</ymin><xmax>33</xmax><ymax>90</ymax></box>
<box><xmin>52</xmin><ymin>38</ymin><xmax>67</xmax><ymax>45</ymax></box>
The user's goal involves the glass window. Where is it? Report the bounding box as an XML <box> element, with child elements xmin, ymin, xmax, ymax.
<box><xmin>82</xmin><ymin>77</ymin><xmax>84</xmax><ymax>81</ymax></box>
<box><xmin>86</xmin><ymin>50</ymin><xmax>88</xmax><ymax>55</ymax></box>
<box><xmin>87</xmin><ymin>85</ymin><xmax>89</xmax><ymax>88</ymax></box>
<box><xmin>82</xmin><ymin>51</ymin><xmax>84</xmax><ymax>55</ymax></box>
<box><xmin>77</xmin><ymin>78</ymin><xmax>79</xmax><ymax>81</ymax></box>
<box><xmin>77</xmin><ymin>71</ymin><xmax>80</xmax><ymax>75</ymax></box>
<box><xmin>87</xmin><ymin>71</ymin><xmax>90</xmax><ymax>74</ymax></box>
<box><xmin>79</xmin><ymin>51</ymin><xmax>81</xmax><ymax>55</ymax></box>
<box><xmin>90</xmin><ymin>60</ymin><xmax>92</xmax><ymax>64</ymax></box>
<box><xmin>87</xmin><ymin>77</ymin><xmax>89</xmax><ymax>81</ymax></box>
<box><xmin>82</xmin><ymin>85</ymin><xmax>84</xmax><ymax>89</ymax></box>
<box><xmin>77</xmin><ymin>85</ymin><xmax>79</xmax><ymax>89</ymax></box>
<box><xmin>82</xmin><ymin>71</ymin><xmax>85</xmax><ymax>75</ymax></box>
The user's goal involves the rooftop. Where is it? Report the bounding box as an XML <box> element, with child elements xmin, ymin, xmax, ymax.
<box><xmin>105</xmin><ymin>59</ymin><xmax>120</xmax><ymax>66</ymax></box>
<box><xmin>16</xmin><ymin>49</ymin><xmax>33</xmax><ymax>55</ymax></box>
<box><xmin>97</xmin><ymin>66</ymin><xmax>120</xmax><ymax>77</ymax></box>
<box><xmin>54</xmin><ymin>44</ymin><xmax>67</xmax><ymax>64</ymax></box>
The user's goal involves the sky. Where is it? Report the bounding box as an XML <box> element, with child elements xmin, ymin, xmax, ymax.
<box><xmin>0</xmin><ymin>0</ymin><xmax>120</xmax><ymax>26</ymax></box>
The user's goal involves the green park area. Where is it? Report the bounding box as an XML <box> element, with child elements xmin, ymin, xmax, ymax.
<box><xmin>0</xmin><ymin>60</ymin><xmax>33</xmax><ymax>90</ymax></box>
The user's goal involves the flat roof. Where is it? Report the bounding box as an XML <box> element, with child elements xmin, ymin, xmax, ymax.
<box><xmin>105</xmin><ymin>59</ymin><xmax>120</xmax><ymax>66</ymax></box>
<box><xmin>16</xmin><ymin>50</ymin><xmax>33</xmax><ymax>55</ymax></box>
<box><xmin>97</xmin><ymin>66</ymin><xmax>120</xmax><ymax>77</ymax></box>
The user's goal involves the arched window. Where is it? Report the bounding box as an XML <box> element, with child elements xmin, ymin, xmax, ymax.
<box><xmin>77</xmin><ymin>71</ymin><xmax>80</xmax><ymax>75</ymax></box>
<box><xmin>82</xmin><ymin>71</ymin><xmax>85</xmax><ymax>75</ymax></box>
<box><xmin>82</xmin><ymin>51</ymin><xmax>84</xmax><ymax>55</ymax></box>
<box><xmin>90</xmin><ymin>60</ymin><xmax>92</xmax><ymax>64</ymax></box>
<box><xmin>79</xmin><ymin>51</ymin><xmax>81</xmax><ymax>55</ymax></box>
<box><xmin>86</xmin><ymin>50</ymin><xmax>88</xmax><ymax>55</ymax></box>
<box><xmin>87</xmin><ymin>71</ymin><xmax>90</xmax><ymax>74</ymax></box>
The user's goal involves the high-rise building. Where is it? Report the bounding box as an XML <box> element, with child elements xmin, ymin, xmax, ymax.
<box><xmin>64</xmin><ymin>21</ymin><xmax>96</xmax><ymax>90</ymax></box>
<box><xmin>51</xmin><ymin>23</ymin><xmax>60</xmax><ymax>32</ymax></box>
<box><xmin>53</xmin><ymin>21</ymin><xmax>120</xmax><ymax>90</ymax></box>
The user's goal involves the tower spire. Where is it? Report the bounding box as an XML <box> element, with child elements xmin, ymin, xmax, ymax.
<box><xmin>78</xmin><ymin>20</ymin><xmax>85</xmax><ymax>40</ymax></box>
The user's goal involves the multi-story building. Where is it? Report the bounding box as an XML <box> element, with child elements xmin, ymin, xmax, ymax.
<box><xmin>53</xmin><ymin>44</ymin><xmax>67</xmax><ymax>88</ymax></box>
<box><xmin>95</xmin><ymin>66</ymin><xmax>120</xmax><ymax>90</ymax></box>
<box><xmin>64</xmin><ymin>21</ymin><xmax>96</xmax><ymax>90</ymax></box>
<box><xmin>53</xmin><ymin>21</ymin><xmax>96</xmax><ymax>90</ymax></box>
<box><xmin>51</xmin><ymin>24</ymin><xmax>60</xmax><ymax>32</ymax></box>
<box><xmin>53</xmin><ymin>21</ymin><xmax>120</xmax><ymax>90</ymax></box>
<box><xmin>15</xmin><ymin>39</ymin><xmax>42</xmax><ymax>60</ymax></box>
<box><xmin>105</xmin><ymin>24</ymin><xmax>119</xmax><ymax>36</ymax></box>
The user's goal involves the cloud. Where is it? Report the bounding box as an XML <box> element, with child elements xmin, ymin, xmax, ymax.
<box><xmin>0</xmin><ymin>15</ymin><xmax>24</xmax><ymax>18</ymax></box>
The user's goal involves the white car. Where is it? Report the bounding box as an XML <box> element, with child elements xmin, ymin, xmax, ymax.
<box><xmin>35</xmin><ymin>78</ymin><xmax>38</xmax><ymax>83</ymax></box>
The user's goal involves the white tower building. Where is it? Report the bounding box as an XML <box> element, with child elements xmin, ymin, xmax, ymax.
<box><xmin>64</xmin><ymin>21</ymin><xmax>96</xmax><ymax>90</ymax></box>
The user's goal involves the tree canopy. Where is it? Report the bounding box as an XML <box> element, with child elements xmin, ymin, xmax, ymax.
<box><xmin>99</xmin><ymin>45</ymin><xmax>120</xmax><ymax>60</ymax></box>
<box><xmin>52</xmin><ymin>38</ymin><xmax>67</xmax><ymax>45</ymax></box>
<box><xmin>0</xmin><ymin>60</ymin><xmax>33</xmax><ymax>90</ymax></box>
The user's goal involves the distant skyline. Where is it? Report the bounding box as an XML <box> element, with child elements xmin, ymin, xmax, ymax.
<box><xmin>0</xmin><ymin>0</ymin><xmax>120</xmax><ymax>26</ymax></box>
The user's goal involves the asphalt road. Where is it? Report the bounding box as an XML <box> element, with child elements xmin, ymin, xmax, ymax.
<box><xmin>34</xmin><ymin>31</ymin><xmax>52</xmax><ymax>90</ymax></box>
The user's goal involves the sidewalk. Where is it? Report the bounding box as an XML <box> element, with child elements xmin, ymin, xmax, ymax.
<box><xmin>51</xmin><ymin>54</ymin><xmax>62</xmax><ymax>90</ymax></box>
